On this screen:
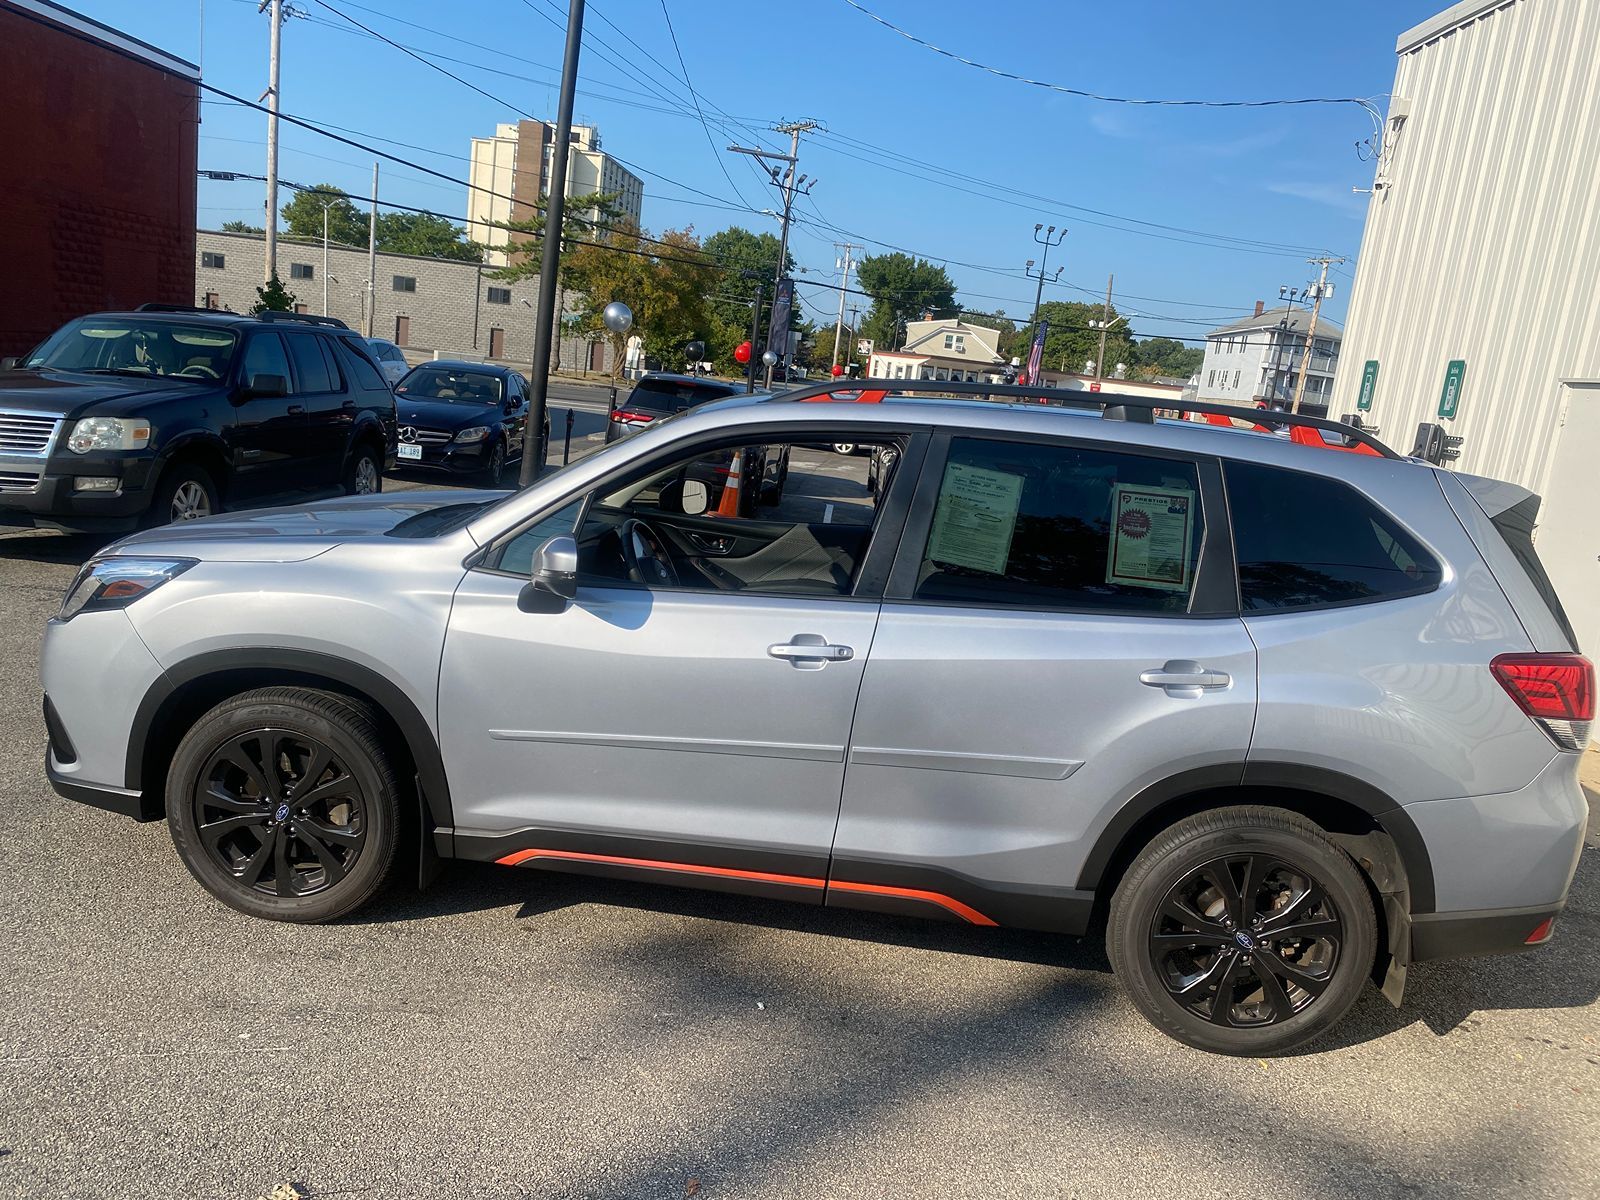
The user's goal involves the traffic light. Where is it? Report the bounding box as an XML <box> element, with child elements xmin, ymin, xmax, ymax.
<box><xmin>1410</xmin><ymin>422</ymin><xmax>1463</xmax><ymax>464</ymax></box>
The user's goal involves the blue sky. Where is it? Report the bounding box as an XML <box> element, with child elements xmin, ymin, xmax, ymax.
<box><xmin>71</xmin><ymin>0</ymin><xmax>1444</xmax><ymax>341</ymax></box>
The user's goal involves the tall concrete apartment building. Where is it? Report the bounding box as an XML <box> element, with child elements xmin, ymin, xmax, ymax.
<box><xmin>466</xmin><ymin>121</ymin><xmax>644</xmax><ymax>267</ymax></box>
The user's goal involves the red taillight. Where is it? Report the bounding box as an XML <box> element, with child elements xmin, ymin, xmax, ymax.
<box><xmin>610</xmin><ymin>409</ymin><xmax>654</xmax><ymax>424</ymax></box>
<box><xmin>1491</xmin><ymin>653</ymin><xmax>1593</xmax><ymax>751</ymax></box>
<box><xmin>1525</xmin><ymin>916</ymin><xmax>1556</xmax><ymax>944</ymax></box>
<box><xmin>1491</xmin><ymin>654</ymin><xmax>1594</xmax><ymax>720</ymax></box>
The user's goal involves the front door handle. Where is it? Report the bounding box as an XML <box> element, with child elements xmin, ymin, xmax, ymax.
<box><xmin>768</xmin><ymin>633</ymin><xmax>854</xmax><ymax>670</ymax></box>
<box><xmin>1140</xmin><ymin>660</ymin><xmax>1231</xmax><ymax>696</ymax></box>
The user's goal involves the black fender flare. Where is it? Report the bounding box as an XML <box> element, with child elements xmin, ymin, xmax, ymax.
<box><xmin>1074</xmin><ymin>762</ymin><xmax>1436</xmax><ymax>914</ymax></box>
<box><xmin>127</xmin><ymin>647</ymin><xmax>453</xmax><ymax>832</ymax></box>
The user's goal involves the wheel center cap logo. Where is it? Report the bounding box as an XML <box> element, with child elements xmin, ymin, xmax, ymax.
<box><xmin>274</xmin><ymin>802</ymin><xmax>291</xmax><ymax>823</ymax></box>
<box><xmin>1234</xmin><ymin>930</ymin><xmax>1257</xmax><ymax>951</ymax></box>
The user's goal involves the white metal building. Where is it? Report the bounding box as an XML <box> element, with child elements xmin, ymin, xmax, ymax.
<box><xmin>1330</xmin><ymin>0</ymin><xmax>1600</xmax><ymax>654</ymax></box>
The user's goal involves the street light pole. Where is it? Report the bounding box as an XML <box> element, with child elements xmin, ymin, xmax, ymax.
<box><xmin>261</xmin><ymin>0</ymin><xmax>283</xmax><ymax>283</ymax></box>
<box><xmin>520</xmin><ymin>0</ymin><xmax>586</xmax><ymax>487</ymax></box>
<box><xmin>364</xmin><ymin>162</ymin><xmax>378</xmax><ymax>337</ymax></box>
<box><xmin>321</xmin><ymin>204</ymin><xmax>329</xmax><ymax>315</ymax></box>
<box><xmin>1025</xmin><ymin>223</ymin><xmax>1067</xmax><ymax>334</ymax></box>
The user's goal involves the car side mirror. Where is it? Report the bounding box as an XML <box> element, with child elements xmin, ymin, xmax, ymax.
<box><xmin>518</xmin><ymin>534</ymin><xmax>579</xmax><ymax>613</ymax></box>
<box><xmin>241</xmin><ymin>372</ymin><xmax>288</xmax><ymax>399</ymax></box>
<box><xmin>0</xmin><ymin>356</ymin><xmax>19</xmax><ymax>371</ymax></box>
<box><xmin>658</xmin><ymin>478</ymin><xmax>710</xmax><ymax>516</ymax></box>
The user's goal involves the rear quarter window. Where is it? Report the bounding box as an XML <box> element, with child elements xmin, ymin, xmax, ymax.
<box><xmin>1225</xmin><ymin>461</ymin><xmax>1442</xmax><ymax>612</ymax></box>
<box><xmin>334</xmin><ymin>338</ymin><xmax>390</xmax><ymax>392</ymax></box>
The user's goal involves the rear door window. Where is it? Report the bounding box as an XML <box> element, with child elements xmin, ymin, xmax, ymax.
<box><xmin>913</xmin><ymin>437</ymin><xmax>1206</xmax><ymax>614</ymax></box>
<box><xmin>1225</xmin><ymin>461</ymin><xmax>1442</xmax><ymax>612</ymax></box>
<box><xmin>282</xmin><ymin>332</ymin><xmax>336</xmax><ymax>394</ymax></box>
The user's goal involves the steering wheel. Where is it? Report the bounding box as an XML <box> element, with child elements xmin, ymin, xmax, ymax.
<box><xmin>176</xmin><ymin>364</ymin><xmax>220</xmax><ymax>380</ymax></box>
<box><xmin>620</xmin><ymin>518</ymin><xmax>680</xmax><ymax>588</ymax></box>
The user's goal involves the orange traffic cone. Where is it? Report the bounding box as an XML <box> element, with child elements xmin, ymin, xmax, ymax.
<box><xmin>713</xmin><ymin>449</ymin><xmax>744</xmax><ymax>517</ymax></box>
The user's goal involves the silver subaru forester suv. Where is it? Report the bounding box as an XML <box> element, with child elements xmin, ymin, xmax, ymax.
<box><xmin>40</xmin><ymin>382</ymin><xmax>1591</xmax><ymax>1055</ymax></box>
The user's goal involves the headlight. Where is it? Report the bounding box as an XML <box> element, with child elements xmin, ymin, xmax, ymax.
<box><xmin>68</xmin><ymin>417</ymin><xmax>152</xmax><ymax>453</ymax></box>
<box><xmin>58</xmin><ymin>557</ymin><xmax>194</xmax><ymax>621</ymax></box>
<box><xmin>453</xmin><ymin>426</ymin><xmax>491</xmax><ymax>444</ymax></box>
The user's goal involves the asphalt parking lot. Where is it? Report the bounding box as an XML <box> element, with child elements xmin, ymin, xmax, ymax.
<box><xmin>1</xmin><ymin>438</ymin><xmax>1598</xmax><ymax>1198</ymax></box>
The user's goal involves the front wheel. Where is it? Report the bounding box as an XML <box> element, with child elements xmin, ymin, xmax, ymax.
<box><xmin>166</xmin><ymin>687</ymin><xmax>402</xmax><ymax>923</ymax></box>
<box><xmin>480</xmin><ymin>440</ymin><xmax>507</xmax><ymax>487</ymax></box>
<box><xmin>1107</xmin><ymin>806</ymin><xmax>1376</xmax><ymax>1056</ymax></box>
<box><xmin>147</xmin><ymin>463</ymin><xmax>218</xmax><ymax>527</ymax></box>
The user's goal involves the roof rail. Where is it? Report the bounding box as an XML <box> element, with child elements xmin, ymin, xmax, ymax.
<box><xmin>253</xmin><ymin>311</ymin><xmax>351</xmax><ymax>330</ymax></box>
<box><xmin>135</xmin><ymin>303</ymin><xmax>232</xmax><ymax>315</ymax></box>
<box><xmin>773</xmin><ymin>379</ymin><xmax>1399</xmax><ymax>460</ymax></box>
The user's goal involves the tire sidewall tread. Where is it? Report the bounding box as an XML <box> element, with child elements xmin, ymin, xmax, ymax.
<box><xmin>1107</xmin><ymin>804</ymin><xmax>1378</xmax><ymax>1056</ymax></box>
<box><xmin>166</xmin><ymin>686</ymin><xmax>401</xmax><ymax>923</ymax></box>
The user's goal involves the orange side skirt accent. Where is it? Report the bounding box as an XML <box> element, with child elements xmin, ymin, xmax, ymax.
<box><xmin>495</xmin><ymin>848</ymin><xmax>999</xmax><ymax>925</ymax></box>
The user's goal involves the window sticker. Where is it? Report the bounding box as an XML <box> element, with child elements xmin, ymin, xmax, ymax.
<box><xmin>1107</xmin><ymin>484</ymin><xmax>1195</xmax><ymax>592</ymax></box>
<box><xmin>927</xmin><ymin>461</ymin><xmax>1025</xmax><ymax>575</ymax></box>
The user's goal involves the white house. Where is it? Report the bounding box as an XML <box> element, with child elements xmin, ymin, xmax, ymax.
<box><xmin>868</xmin><ymin>318</ymin><xmax>1005</xmax><ymax>382</ymax></box>
<box><xmin>1196</xmin><ymin>303</ymin><xmax>1342</xmax><ymax>413</ymax></box>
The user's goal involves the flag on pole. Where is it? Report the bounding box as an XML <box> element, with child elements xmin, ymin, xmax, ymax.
<box><xmin>1022</xmin><ymin>320</ymin><xmax>1048</xmax><ymax>385</ymax></box>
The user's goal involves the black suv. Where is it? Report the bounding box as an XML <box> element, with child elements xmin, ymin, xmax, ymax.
<box><xmin>0</xmin><ymin>307</ymin><xmax>396</xmax><ymax>531</ymax></box>
<box><xmin>392</xmin><ymin>361</ymin><xmax>547</xmax><ymax>488</ymax></box>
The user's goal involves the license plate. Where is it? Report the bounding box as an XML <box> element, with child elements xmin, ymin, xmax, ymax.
<box><xmin>398</xmin><ymin>444</ymin><xmax>422</xmax><ymax>461</ymax></box>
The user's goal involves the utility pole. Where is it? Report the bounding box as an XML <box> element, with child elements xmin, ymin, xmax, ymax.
<box><xmin>261</xmin><ymin>0</ymin><xmax>283</xmax><ymax>283</ymax></box>
<box><xmin>744</xmin><ymin>276</ymin><xmax>764</xmax><ymax>394</ymax></box>
<box><xmin>1025</xmin><ymin>224</ymin><xmax>1067</xmax><ymax>336</ymax></box>
<box><xmin>521</xmin><ymin>0</ymin><xmax>586</xmax><ymax>487</ymax></box>
<box><xmin>364</xmin><ymin>162</ymin><xmax>378</xmax><ymax>337</ymax></box>
<box><xmin>730</xmin><ymin>120</ymin><xmax>817</xmax><ymax>385</ymax></box>
<box><xmin>1291</xmin><ymin>256</ymin><xmax>1343</xmax><ymax>413</ymax></box>
<box><xmin>831</xmin><ymin>241</ymin><xmax>861</xmax><ymax>368</ymax></box>
<box><xmin>1089</xmin><ymin>273</ymin><xmax>1127</xmax><ymax>378</ymax></box>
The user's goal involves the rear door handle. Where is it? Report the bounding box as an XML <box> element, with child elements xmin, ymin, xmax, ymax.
<box><xmin>768</xmin><ymin>634</ymin><xmax>854</xmax><ymax>670</ymax></box>
<box><xmin>287</xmin><ymin>404</ymin><xmax>305</xmax><ymax>415</ymax></box>
<box><xmin>1140</xmin><ymin>660</ymin><xmax>1231</xmax><ymax>696</ymax></box>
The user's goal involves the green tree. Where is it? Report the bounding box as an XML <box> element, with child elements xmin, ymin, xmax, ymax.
<box><xmin>855</xmin><ymin>252</ymin><xmax>956</xmax><ymax>352</ymax></box>
<box><xmin>375</xmin><ymin>211</ymin><xmax>484</xmax><ymax>261</ymax></box>
<box><xmin>561</xmin><ymin>222</ymin><xmax>718</xmax><ymax>379</ymax></box>
<box><xmin>1022</xmin><ymin>299</ymin><xmax>1137</xmax><ymax>377</ymax></box>
<box><xmin>1131</xmin><ymin>336</ymin><xmax>1204</xmax><ymax>380</ymax></box>
<box><xmin>700</xmin><ymin>227</ymin><xmax>796</xmax><ymax>365</ymax></box>
<box><xmin>280</xmin><ymin>184</ymin><xmax>367</xmax><ymax>246</ymax></box>
<box><xmin>252</xmin><ymin>273</ymin><xmax>297</xmax><ymax>314</ymax></box>
<box><xmin>221</xmin><ymin>219</ymin><xmax>262</xmax><ymax>234</ymax></box>
<box><xmin>489</xmin><ymin>191</ymin><xmax>623</xmax><ymax>280</ymax></box>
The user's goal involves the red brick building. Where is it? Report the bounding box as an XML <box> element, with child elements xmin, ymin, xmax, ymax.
<box><xmin>0</xmin><ymin>0</ymin><xmax>199</xmax><ymax>357</ymax></box>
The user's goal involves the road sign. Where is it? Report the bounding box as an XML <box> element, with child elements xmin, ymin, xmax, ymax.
<box><xmin>1357</xmin><ymin>360</ymin><xmax>1379</xmax><ymax>411</ymax></box>
<box><xmin>1438</xmin><ymin>359</ymin><xmax>1467</xmax><ymax>420</ymax></box>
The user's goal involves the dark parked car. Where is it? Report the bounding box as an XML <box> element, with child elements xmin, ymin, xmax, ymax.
<box><xmin>391</xmin><ymin>361</ymin><xmax>547</xmax><ymax>488</ymax></box>
<box><xmin>0</xmin><ymin>307</ymin><xmax>396</xmax><ymax>531</ymax></box>
<box><xmin>604</xmin><ymin>372</ymin><xmax>745</xmax><ymax>443</ymax></box>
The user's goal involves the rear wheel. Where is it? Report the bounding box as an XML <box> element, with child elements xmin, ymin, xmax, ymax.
<box><xmin>1107</xmin><ymin>806</ymin><xmax>1376</xmax><ymax>1056</ymax></box>
<box><xmin>344</xmin><ymin>444</ymin><xmax>382</xmax><ymax>496</ymax></box>
<box><xmin>166</xmin><ymin>687</ymin><xmax>402</xmax><ymax>923</ymax></box>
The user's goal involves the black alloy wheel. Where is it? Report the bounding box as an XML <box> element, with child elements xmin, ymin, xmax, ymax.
<box><xmin>193</xmin><ymin>728</ymin><xmax>368</xmax><ymax>899</ymax></box>
<box><xmin>1107</xmin><ymin>806</ymin><xmax>1376</xmax><ymax>1055</ymax></box>
<box><xmin>167</xmin><ymin>687</ymin><xmax>400</xmax><ymax>922</ymax></box>
<box><xmin>1151</xmin><ymin>853</ymin><xmax>1342</xmax><ymax>1028</ymax></box>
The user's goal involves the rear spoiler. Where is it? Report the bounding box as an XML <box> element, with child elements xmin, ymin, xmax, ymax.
<box><xmin>1437</xmin><ymin>472</ymin><xmax>1578</xmax><ymax>653</ymax></box>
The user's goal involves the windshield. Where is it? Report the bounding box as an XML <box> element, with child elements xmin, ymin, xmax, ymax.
<box><xmin>397</xmin><ymin>367</ymin><xmax>503</xmax><ymax>404</ymax></box>
<box><xmin>24</xmin><ymin>318</ymin><xmax>239</xmax><ymax>381</ymax></box>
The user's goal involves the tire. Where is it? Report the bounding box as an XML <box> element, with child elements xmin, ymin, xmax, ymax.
<box><xmin>344</xmin><ymin>443</ymin><xmax>383</xmax><ymax>496</ymax></box>
<box><xmin>1107</xmin><ymin>805</ymin><xmax>1376</xmax><ymax>1056</ymax></box>
<box><xmin>146</xmin><ymin>462</ymin><xmax>219</xmax><ymax>527</ymax></box>
<box><xmin>166</xmin><ymin>686</ymin><xmax>402</xmax><ymax>923</ymax></box>
<box><xmin>480</xmin><ymin>440</ymin><xmax>507</xmax><ymax>488</ymax></box>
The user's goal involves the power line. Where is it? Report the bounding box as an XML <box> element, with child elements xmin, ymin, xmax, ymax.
<box><xmin>839</xmin><ymin>0</ymin><xmax>1383</xmax><ymax>116</ymax></box>
<box><xmin>656</xmin><ymin>0</ymin><xmax>756</xmax><ymax>209</ymax></box>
